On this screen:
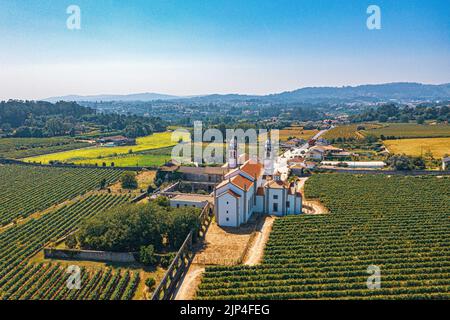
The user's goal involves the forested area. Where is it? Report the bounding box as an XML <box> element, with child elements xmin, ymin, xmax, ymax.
<box><xmin>0</xmin><ymin>100</ymin><xmax>166</xmax><ymax>138</ymax></box>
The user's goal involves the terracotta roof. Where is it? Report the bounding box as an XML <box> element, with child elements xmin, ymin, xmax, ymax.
<box><xmin>217</xmin><ymin>189</ymin><xmax>241</xmax><ymax>198</ymax></box>
<box><xmin>240</xmin><ymin>161</ymin><xmax>264</xmax><ymax>179</ymax></box>
<box><xmin>230</xmin><ymin>175</ymin><xmax>254</xmax><ymax>190</ymax></box>
<box><xmin>216</xmin><ymin>174</ymin><xmax>254</xmax><ymax>191</ymax></box>
<box><xmin>265</xmin><ymin>180</ymin><xmax>289</xmax><ymax>189</ymax></box>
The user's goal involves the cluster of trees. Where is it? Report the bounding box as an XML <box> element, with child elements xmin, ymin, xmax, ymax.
<box><xmin>386</xmin><ymin>154</ymin><xmax>426</xmax><ymax>171</ymax></box>
<box><xmin>0</xmin><ymin>100</ymin><xmax>166</xmax><ymax>138</ymax></box>
<box><xmin>71</xmin><ymin>200</ymin><xmax>200</xmax><ymax>262</ymax></box>
<box><xmin>350</xmin><ymin>103</ymin><xmax>450</xmax><ymax>123</ymax></box>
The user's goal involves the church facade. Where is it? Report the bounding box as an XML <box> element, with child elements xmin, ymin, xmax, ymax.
<box><xmin>214</xmin><ymin>137</ymin><xmax>302</xmax><ymax>227</ymax></box>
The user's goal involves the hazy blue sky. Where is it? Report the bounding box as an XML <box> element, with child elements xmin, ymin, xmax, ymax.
<box><xmin>0</xmin><ymin>0</ymin><xmax>449</xmax><ymax>99</ymax></box>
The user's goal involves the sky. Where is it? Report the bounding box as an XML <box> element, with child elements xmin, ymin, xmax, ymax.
<box><xmin>0</xmin><ymin>0</ymin><xmax>449</xmax><ymax>100</ymax></box>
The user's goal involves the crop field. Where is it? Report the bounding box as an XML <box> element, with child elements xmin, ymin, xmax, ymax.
<box><xmin>0</xmin><ymin>137</ymin><xmax>90</xmax><ymax>159</ymax></box>
<box><xmin>23</xmin><ymin>131</ymin><xmax>187</xmax><ymax>165</ymax></box>
<box><xmin>367</xmin><ymin>123</ymin><xmax>450</xmax><ymax>139</ymax></box>
<box><xmin>0</xmin><ymin>164</ymin><xmax>122</xmax><ymax>226</ymax></box>
<box><xmin>384</xmin><ymin>137</ymin><xmax>450</xmax><ymax>158</ymax></box>
<box><xmin>70</xmin><ymin>147</ymin><xmax>174</xmax><ymax>167</ymax></box>
<box><xmin>323</xmin><ymin>123</ymin><xmax>382</xmax><ymax>140</ymax></box>
<box><xmin>196</xmin><ymin>174</ymin><xmax>450</xmax><ymax>299</ymax></box>
<box><xmin>0</xmin><ymin>194</ymin><xmax>135</xmax><ymax>300</ymax></box>
<box><xmin>277</xmin><ymin>127</ymin><xmax>319</xmax><ymax>141</ymax></box>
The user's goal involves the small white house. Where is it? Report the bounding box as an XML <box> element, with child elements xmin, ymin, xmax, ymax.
<box><xmin>170</xmin><ymin>194</ymin><xmax>213</xmax><ymax>209</ymax></box>
<box><xmin>442</xmin><ymin>157</ymin><xmax>450</xmax><ymax>171</ymax></box>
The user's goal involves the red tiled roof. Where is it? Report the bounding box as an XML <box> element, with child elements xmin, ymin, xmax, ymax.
<box><xmin>216</xmin><ymin>174</ymin><xmax>254</xmax><ymax>191</ymax></box>
<box><xmin>230</xmin><ymin>175</ymin><xmax>254</xmax><ymax>190</ymax></box>
<box><xmin>218</xmin><ymin>189</ymin><xmax>241</xmax><ymax>198</ymax></box>
<box><xmin>240</xmin><ymin>161</ymin><xmax>264</xmax><ymax>179</ymax></box>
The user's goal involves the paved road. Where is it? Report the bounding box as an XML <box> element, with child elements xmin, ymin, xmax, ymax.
<box><xmin>274</xmin><ymin>127</ymin><xmax>332</xmax><ymax>178</ymax></box>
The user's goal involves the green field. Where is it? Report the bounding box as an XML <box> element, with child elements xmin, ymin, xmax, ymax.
<box><xmin>0</xmin><ymin>164</ymin><xmax>122</xmax><ymax>226</ymax></box>
<box><xmin>23</xmin><ymin>131</ymin><xmax>185</xmax><ymax>166</ymax></box>
<box><xmin>0</xmin><ymin>137</ymin><xmax>90</xmax><ymax>159</ymax></box>
<box><xmin>197</xmin><ymin>174</ymin><xmax>450</xmax><ymax>299</ymax></box>
<box><xmin>368</xmin><ymin>123</ymin><xmax>450</xmax><ymax>139</ymax></box>
<box><xmin>0</xmin><ymin>194</ymin><xmax>140</xmax><ymax>300</ymax></box>
<box><xmin>384</xmin><ymin>137</ymin><xmax>450</xmax><ymax>158</ymax></box>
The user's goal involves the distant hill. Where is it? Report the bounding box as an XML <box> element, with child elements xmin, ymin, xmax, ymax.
<box><xmin>267</xmin><ymin>83</ymin><xmax>450</xmax><ymax>103</ymax></box>
<box><xmin>45</xmin><ymin>83</ymin><xmax>450</xmax><ymax>104</ymax></box>
<box><xmin>177</xmin><ymin>83</ymin><xmax>450</xmax><ymax>104</ymax></box>
<box><xmin>45</xmin><ymin>92</ymin><xmax>180</xmax><ymax>102</ymax></box>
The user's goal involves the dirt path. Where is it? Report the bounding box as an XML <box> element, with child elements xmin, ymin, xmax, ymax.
<box><xmin>175</xmin><ymin>265</ymin><xmax>206</xmax><ymax>300</ymax></box>
<box><xmin>298</xmin><ymin>177</ymin><xmax>329</xmax><ymax>215</ymax></box>
<box><xmin>243</xmin><ymin>216</ymin><xmax>275</xmax><ymax>266</ymax></box>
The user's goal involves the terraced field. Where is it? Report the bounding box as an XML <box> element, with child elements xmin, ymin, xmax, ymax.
<box><xmin>0</xmin><ymin>164</ymin><xmax>122</xmax><ymax>226</ymax></box>
<box><xmin>197</xmin><ymin>174</ymin><xmax>450</xmax><ymax>299</ymax></box>
<box><xmin>0</xmin><ymin>194</ymin><xmax>138</xmax><ymax>300</ymax></box>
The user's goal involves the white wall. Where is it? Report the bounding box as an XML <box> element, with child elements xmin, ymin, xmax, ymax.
<box><xmin>255</xmin><ymin>195</ymin><xmax>264</xmax><ymax>213</ymax></box>
<box><xmin>217</xmin><ymin>193</ymin><xmax>239</xmax><ymax>227</ymax></box>
<box><xmin>170</xmin><ymin>200</ymin><xmax>207</xmax><ymax>209</ymax></box>
<box><xmin>266</xmin><ymin>188</ymin><xmax>286</xmax><ymax>216</ymax></box>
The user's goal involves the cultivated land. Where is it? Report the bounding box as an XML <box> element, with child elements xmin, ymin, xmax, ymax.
<box><xmin>367</xmin><ymin>123</ymin><xmax>450</xmax><ymax>139</ymax></box>
<box><xmin>323</xmin><ymin>123</ymin><xmax>382</xmax><ymax>140</ymax></box>
<box><xmin>23</xmin><ymin>131</ymin><xmax>184</xmax><ymax>166</ymax></box>
<box><xmin>277</xmin><ymin>127</ymin><xmax>319</xmax><ymax>141</ymax></box>
<box><xmin>0</xmin><ymin>164</ymin><xmax>122</xmax><ymax>226</ymax></box>
<box><xmin>196</xmin><ymin>174</ymin><xmax>450</xmax><ymax>300</ymax></box>
<box><xmin>384</xmin><ymin>137</ymin><xmax>450</xmax><ymax>158</ymax></box>
<box><xmin>0</xmin><ymin>137</ymin><xmax>90</xmax><ymax>159</ymax></box>
<box><xmin>0</xmin><ymin>194</ymin><xmax>142</xmax><ymax>300</ymax></box>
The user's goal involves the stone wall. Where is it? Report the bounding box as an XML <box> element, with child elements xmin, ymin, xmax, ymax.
<box><xmin>44</xmin><ymin>248</ymin><xmax>137</xmax><ymax>263</ymax></box>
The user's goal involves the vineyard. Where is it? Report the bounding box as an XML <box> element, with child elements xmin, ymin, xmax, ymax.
<box><xmin>367</xmin><ymin>123</ymin><xmax>450</xmax><ymax>139</ymax></box>
<box><xmin>0</xmin><ymin>164</ymin><xmax>122</xmax><ymax>226</ymax></box>
<box><xmin>0</xmin><ymin>137</ymin><xmax>90</xmax><ymax>159</ymax></box>
<box><xmin>0</xmin><ymin>194</ymin><xmax>139</xmax><ymax>300</ymax></box>
<box><xmin>196</xmin><ymin>174</ymin><xmax>450</xmax><ymax>299</ymax></box>
<box><xmin>323</xmin><ymin>124</ymin><xmax>381</xmax><ymax>141</ymax></box>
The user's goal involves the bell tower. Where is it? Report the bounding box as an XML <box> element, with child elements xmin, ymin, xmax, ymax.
<box><xmin>228</xmin><ymin>136</ymin><xmax>238</xmax><ymax>169</ymax></box>
<box><xmin>264</xmin><ymin>135</ymin><xmax>274</xmax><ymax>175</ymax></box>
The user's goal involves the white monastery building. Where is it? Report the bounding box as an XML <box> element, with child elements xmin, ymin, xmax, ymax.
<box><xmin>214</xmin><ymin>137</ymin><xmax>302</xmax><ymax>227</ymax></box>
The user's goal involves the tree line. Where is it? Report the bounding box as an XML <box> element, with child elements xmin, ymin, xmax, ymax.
<box><xmin>0</xmin><ymin>100</ymin><xmax>167</xmax><ymax>138</ymax></box>
<box><xmin>350</xmin><ymin>103</ymin><xmax>450</xmax><ymax>123</ymax></box>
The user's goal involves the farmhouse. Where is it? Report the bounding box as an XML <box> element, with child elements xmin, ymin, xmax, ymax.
<box><xmin>306</xmin><ymin>145</ymin><xmax>344</xmax><ymax>160</ymax></box>
<box><xmin>214</xmin><ymin>138</ymin><xmax>302</xmax><ymax>227</ymax></box>
<box><xmin>97</xmin><ymin>135</ymin><xmax>136</xmax><ymax>146</ymax></box>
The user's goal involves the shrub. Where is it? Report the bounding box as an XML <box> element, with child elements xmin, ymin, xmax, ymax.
<box><xmin>139</xmin><ymin>244</ymin><xmax>157</xmax><ymax>266</ymax></box>
<box><xmin>121</xmin><ymin>171</ymin><xmax>138</xmax><ymax>189</ymax></box>
<box><xmin>145</xmin><ymin>277</ymin><xmax>156</xmax><ymax>289</ymax></box>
